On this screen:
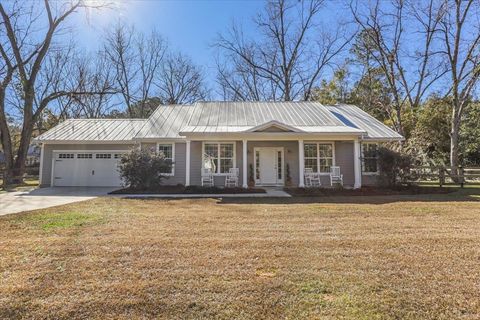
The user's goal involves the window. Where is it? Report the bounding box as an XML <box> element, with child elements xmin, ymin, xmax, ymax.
<box><xmin>362</xmin><ymin>143</ymin><xmax>379</xmax><ymax>173</ymax></box>
<box><xmin>157</xmin><ymin>143</ymin><xmax>174</xmax><ymax>174</ymax></box>
<box><xmin>77</xmin><ymin>153</ymin><xmax>92</xmax><ymax>159</ymax></box>
<box><xmin>58</xmin><ymin>153</ymin><xmax>74</xmax><ymax>159</ymax></box>
<box><xmin>203</xmin><ymin>143</ymin><xmax>235</xmax><ymax>174</ymax></box>
<box><xmin>304</xmin><ymin>143</ymin><xmax>334</xmax><ymax>173</ymax></box>
<box><xmin>95</xmin><ymin>153</ymin><xmax>111</xmax><ymax>159</ymax></box>
<box><xmin>114</xmin><ymin>153</ymin><xmax>124</xmax><ymax>159</ymax></box>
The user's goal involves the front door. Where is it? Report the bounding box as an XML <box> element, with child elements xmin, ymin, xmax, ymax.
<box><xmin>255</xmin><ymin>147</ymin><xmax>284</xmax><ymax>185</ymax></box>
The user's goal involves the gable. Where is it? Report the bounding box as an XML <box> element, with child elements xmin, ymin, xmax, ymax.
<box><xmin>254</xmin><ymin>125</ymin><xmax>294</xmax><ymax>132</ymax></box>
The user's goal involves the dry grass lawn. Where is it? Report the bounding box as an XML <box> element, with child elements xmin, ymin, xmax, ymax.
<box><xmin>1</xmin><ymin>190</ymin><xmax>480</xmax><ymax>319</ymax></box>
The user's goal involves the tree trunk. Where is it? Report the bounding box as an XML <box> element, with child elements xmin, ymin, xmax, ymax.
<box><xmin>0</xmin><ymin>90</ymin><xmax>15</xmax><ymax>187</ymax></box>
<box><xmin>450</xmin><ymin>116</ymin><xmax>461</xmax><ymax>182</ymax></box>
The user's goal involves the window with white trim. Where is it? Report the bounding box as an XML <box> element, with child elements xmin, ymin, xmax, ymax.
<box><xmin>362</xmin><ymin>143</ymin><xmax>379</xmax><ymax>173</ymax></box>
<box><xmin>158</xmin><ymin>144</ymin><xmax>174</xmax><ymax>174</ymax></box>
<box><xmin>203</xmin><ymin>143</ymin><xmax>235</xmax><ymax>174</ymax></box>
<box><xmin>304</xmin><ymin>143</ymin><xmax>334</xmax><ymax>173</ymax></box>
<box><xmin>58</xmin><ymin>153</ymin><xmax>74</xmax><ymax>159</ymax></box>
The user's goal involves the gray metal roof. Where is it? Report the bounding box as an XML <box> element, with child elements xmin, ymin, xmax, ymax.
<box><xmin>135</xmin><ymin>104</ymin><xmax>194</xmax><ymax>139</ymax></box>
<box><xmin>35</xmin><ymin>119</ymin><xmax>146</xmax><ymax>142</ymax></box>
<box><xmin>37</xmin><ymin>101</ymin><xmax>403</xmax><ymax>142</ymax></box>
<box><xmin>179</xmin><ymin>101</ymin><xmax>402</xmax><ymax>140</ymax></box>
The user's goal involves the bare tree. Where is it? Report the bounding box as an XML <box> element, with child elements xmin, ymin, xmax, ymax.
<box><xmin>438</xmin><ymin>0</ymin><xmax>480</xmax><ymax>173</ymax></box>
<box><xmin>157</xmin><ymin>52</ymin><xmax>208</xmax><ymax>105</ymax></box>
<box><xmin>215</xmin><ymin>0</ymin><xmax>352</xmax><ymax>101</ymax></box>
<box><xmin>350</xmin><ymin>0</ymin><xmax>447</xmax><ymax>137</ymax></box>
<box><xmin>0</xmin><ymin>0</ymin><xmax>110</xmax><ymax>185</ymax></box>
<box><xmin>103</xmin><ymin>22</ymin><xmax>167</xmax><ymax>117</ymax></box>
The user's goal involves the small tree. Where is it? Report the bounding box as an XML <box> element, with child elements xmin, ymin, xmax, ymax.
<box><xmin>377</xmin><ymin>147</ymin><xmax>414</xmax><ymax>187</ymax></box>
<box><xmin>118</xmin><ymin>149</ymin><xmax>172</xmax><ymax>190</ymax></box>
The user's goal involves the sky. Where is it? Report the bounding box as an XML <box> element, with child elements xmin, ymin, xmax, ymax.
<box><xmin>71</xmin><ymin>0</ymin><xmax>267</xmax><ymax>93</ymax></box>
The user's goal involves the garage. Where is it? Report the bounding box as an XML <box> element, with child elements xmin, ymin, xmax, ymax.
<box><xmin>52</xmin><ymin>151</ymin><xmax>126</xmax><ymax>187</ymax></box>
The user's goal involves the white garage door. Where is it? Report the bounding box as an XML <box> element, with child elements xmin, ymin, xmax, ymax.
<box><xmin>53</xmin><ymin>151</ymin><xmax>126</xmax><ymax>187</ymax></box>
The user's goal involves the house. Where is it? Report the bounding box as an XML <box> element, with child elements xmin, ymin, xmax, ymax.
<box><xmin>35</xmin><ymin>101</ymin><xmax>403</xmax><ymax>188</ymax></box>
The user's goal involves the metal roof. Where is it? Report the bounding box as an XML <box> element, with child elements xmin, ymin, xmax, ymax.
<box><xmin>134</xmin><ymin>104</ymin><xmax>194</xmax><ymax>139</ymax></box>
<box><xmin>35</xmin><ymin>119</ymin><xmax>146</xmax><ymax>142</ymax></box>
<box><xmin>37</xmin><ymin>101</ymin><xmax>403</xmax><ymax>142</ymax></box>
<box><xmin>179</xmin><ymin>102</ymin><xmax>402</xmax><ymax>140</ymax></box>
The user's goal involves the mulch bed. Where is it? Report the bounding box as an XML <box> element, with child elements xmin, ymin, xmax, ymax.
<box><xmin>110</xmin><ymin>185</ymin><xmax>266</xmax><ymax>195</ymax></box>
<box><xmin>284</xmin><ymin>185</ymin><xmax>455</xmax><ymax>197</ymax></box>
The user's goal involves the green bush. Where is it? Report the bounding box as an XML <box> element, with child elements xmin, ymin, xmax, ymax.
<box><xmin>118</xmin><ymin>149</ymin><xmax>172</xmax><ymax>190</ymax></box>
<box><xmin>378</xmin><ymin>147</ymin><xmax>414</xmax><ymax>187</ymax></box>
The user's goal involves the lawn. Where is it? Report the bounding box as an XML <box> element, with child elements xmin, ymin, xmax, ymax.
<box><xmin>1</xmin><ymin>190</ymin><xmax>480</xmax><ymax>319</ymax></box>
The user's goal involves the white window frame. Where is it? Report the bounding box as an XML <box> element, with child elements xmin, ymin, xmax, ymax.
<box><xmin>362</xmin><ymin>142</ymin><xmax>379</xmax><ymax>175</ymax></box>
<box><xmin>303</xmin><ymin>142</ymin><xmax>336</xmax><ymax>175</ymax></box>
<box><xmin>202</xmin><ymin>141</ymin><xmax>236</xmax><ymax>176</ymax></box>
<box><xmin>156</xmin><ymin>142</ymin><xmax>175</xmax><ymax>176</ymax></box>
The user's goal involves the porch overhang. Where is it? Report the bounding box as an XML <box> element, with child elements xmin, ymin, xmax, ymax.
<box><xmin>177</xmin><ymin>132</ymin><xmax>365</xmax><ymax>141</ymax></box>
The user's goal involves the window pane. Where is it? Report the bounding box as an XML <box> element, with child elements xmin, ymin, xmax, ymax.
<box><xmin>363</xmin><ymin>159</ymin><xmax>378</xmax><ymax>173</ymax></box>
<box><xmin>158</xmin><ymin>144</ymin><xmax>173</xmax><ymax>159</ymax></box>
<box><xmin>319</xmin><ymin>158</ymin><xmax>333</xmax><ymax>173</ymax></box>
<box><xmin>363</xmin><ymin>143</ymin><xmax>378</xmax><ymax>158</ymax></box>
<box><xmin>305</xmin><ymin>158</ymin><xmax>318</xmax><ymax>172</ymax></box>
<box><xmin>277</xmin><ymin>151</ymin><xmax>282</xmax><ymax>179</ymax></box>
<box><xmin>319</xmin><ymin>144</ymin><xmax>333</xmax><ymax>158</ymax></box>
<box><xmin>304</xmin><ymin>144</ymin><xmax>317</xmax><ymax>158</ymax></box>
<box><xmin>220</xmin><ymin>158</ymin><xmax>233</xmax><ymax>173</ymax></box>
<box><xmin>204</xmin><ymin>144</ymin><xmax>218</xmax><ymax>157</ymax></box>
<box><xmin>220</xmin><ymin>144</ymin><xmax>233</xmax><ymax>158</ymax></box>
<box><xmin>255</xmin><ymin>151</ymin><xmax>260</xmax><ymax>179</ymax></box>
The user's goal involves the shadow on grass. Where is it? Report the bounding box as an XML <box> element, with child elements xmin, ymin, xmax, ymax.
<box><xmin>216</xmin><ymin>188</ymin><xmax>480</xmax><ymax>205</ymax></box>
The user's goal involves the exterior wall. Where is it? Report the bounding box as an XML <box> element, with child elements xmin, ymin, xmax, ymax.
<box><xmin>189</xmin><ymin>141</ymin><xmax>242</xmax><ymax>186</ymax></box>
<box><xmin>362</xmin><ymin>174</ymin><xmax>378</xmax><ymax>186</ymax></box>
<box><xmin>247</xmin><ymin>141</ymin><xmax>299</xmax><ymax>186</ymax></box>
<box><xmin>40</xmin><ymin>143</ymin><xmax>134</xmax><ymax>187</ymax></box>
<box><xmin>335</xmin><ymin>141</ymin><xmax>355</xmax><ymax>187</ymax></box>
<box><xmin>140</xmin><ymin>141</ymin><xmax>187</xmax><ymax>186</ymax></box>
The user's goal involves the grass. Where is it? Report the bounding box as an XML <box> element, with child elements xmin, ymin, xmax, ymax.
<box><xmin>1</xmin><ymin>189</ymin><xmax>480</xmax><ymax>319</ymax></box>
<box><xmin>0</xmin><ymin>178</ymin><xmax>39</xmax><ymax>193</ymax></box>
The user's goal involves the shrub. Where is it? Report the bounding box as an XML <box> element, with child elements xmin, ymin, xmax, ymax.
<box><xmin>378</xmin><ymin>147</ymin><xmax>414</xmax><ymax>187</ymax></box>
<box><xmin>118</xmin><ymin>149</ymin><xmax>172</xmax><ymax>190</ymax></box>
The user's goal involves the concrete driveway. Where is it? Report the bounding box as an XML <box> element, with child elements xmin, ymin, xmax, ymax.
<box><xmin>0</xmin><ymin>187</ymin><xmax>116</xmax><ymax>216</ymax></box>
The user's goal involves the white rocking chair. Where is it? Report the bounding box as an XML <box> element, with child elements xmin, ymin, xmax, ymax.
<box><xmin>225</xmin><ymin>168</ymin><xmax>239</xmax><ymax>187</ymax></box>
<box><xmin>201</xmin><ymin>168</ymin><xmax>214</xmax><ymax>187</ymax></box>
<box><xmin>329</xmin><ymin>166</ymin><xmax>343</xmax><ymax>186</ymax></box>
<box><xmin>304</xmin><ymin>168</ymin><xmax>321</xmax><ymax>187</ymax></box>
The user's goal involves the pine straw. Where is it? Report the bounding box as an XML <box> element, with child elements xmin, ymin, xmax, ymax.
<box><xmin>1</xmin><ymin>194</ymin><xmax>479</xmax><ymax>319</ymax></box>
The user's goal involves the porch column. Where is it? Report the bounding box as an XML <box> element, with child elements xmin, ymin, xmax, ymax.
<box><xmin>298</xmin><ymin>140</ymin><xmax>305</xmax><ymax>187</ymax></box>
<box><xmin>242</xmin><ymin>139</ymin><xmax>248</xmax><ymax>188</ymax></box>
<box><xmin>39</xmin><ymin>143</ymin><xmax>45</xmax><ymax>186</ymax></box>
<box><xmin>353</xmin><ymin>139</ymin><xmax>362</xmax><ymax>189</ymax></box>
<box><xmin>185</xmin><ymin>140</ymin><xmax>191</xmax><ymax>186</ymax></box>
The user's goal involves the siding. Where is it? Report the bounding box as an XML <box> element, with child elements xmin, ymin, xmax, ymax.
<box><xmin>247</xmin><ymin>141</ymin><xmax>299</xmax><ymax>186</ymax></box>
<box><xmin>140</xmin><ymin>142</ymin><xmax>187</xmax><ymax>185</ymax></box>
<box><xmin>40</xmin><ymin>144</ymin><xmax>134</xmax><ymax>187</ymax></box>
<box><xmin>335</xmin><ymin>141</ymin><xmax>355</xmax><ymax>187</ymax></box>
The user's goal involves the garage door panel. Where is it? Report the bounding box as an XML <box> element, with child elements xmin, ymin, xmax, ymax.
<box><xmin>53</xmin><ymin>151</ymin><xmax>123</xmax><ymax>187</ymax></box>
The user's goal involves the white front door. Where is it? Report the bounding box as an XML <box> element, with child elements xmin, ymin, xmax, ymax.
<box><xmin>255</xmin><ymin>147</ymin><xmax>284</xmax><ymax>185</ymax></box>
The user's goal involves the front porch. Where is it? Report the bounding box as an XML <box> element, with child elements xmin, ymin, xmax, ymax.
<box><xmin>184</xmin><ymin>138</ymin><xmax>364</xmax><ymax>189</ymax></box>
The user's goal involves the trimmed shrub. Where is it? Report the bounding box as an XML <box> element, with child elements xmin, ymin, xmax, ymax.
<box><xmin>118</xmin><ymin>149</ymin><xmax>172</xmax><ymax>190</ymax></box>
<box><xmin>378</xmin><ymin>147</ymin><xmax>414</xmax><ymax>187</ymax></box>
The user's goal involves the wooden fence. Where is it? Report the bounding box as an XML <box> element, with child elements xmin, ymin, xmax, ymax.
<box><xmin>410</xmin><ymin>166</ymin><xmax>480</xmax><ymax>187</ymax></box>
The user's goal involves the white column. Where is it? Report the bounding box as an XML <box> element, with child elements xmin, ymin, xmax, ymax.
<box><xmin>298</xmin><ymin>140</ymin><xmax>305</xmax><ymax>187</ymax></box>
<box><xmin>353</xmin><ymin>139</ymin><xmax>362</xmax><ymax>189</ymax></box>
<box><xmin>185</xmin><ymin>140</ymin><xmax>191</xmax><ymax>186</ymax></box>
<box><xmin>242</xmin><ymin>139</ymin><xmax>248</xmax><ymax>188</ymax></box>
<box><xmin>39</xmin><ymin>143</ymin><xmax>45</xmax><ymax>186</ymax></box>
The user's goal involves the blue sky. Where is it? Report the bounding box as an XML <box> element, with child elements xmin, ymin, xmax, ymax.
<box><xmin>72</xmin><ymin>0</ymin><xmax>266</xmax><ymax>91</ymax></box>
